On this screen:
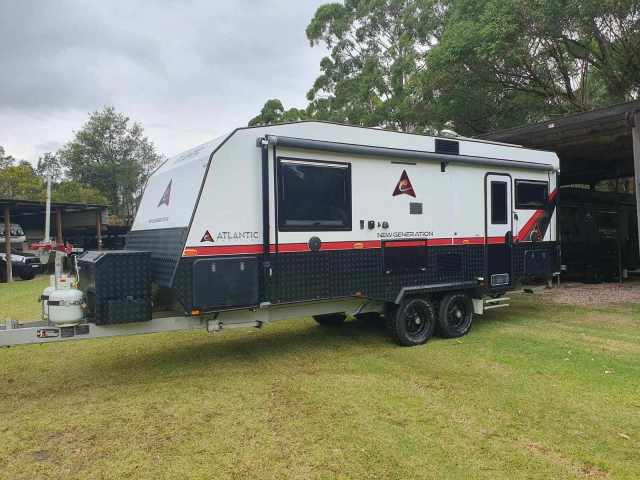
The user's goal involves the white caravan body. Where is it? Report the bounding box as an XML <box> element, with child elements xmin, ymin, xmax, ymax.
<box><xmin>128</xmin><ymin>121</ymin><xmax>559</xmax><ymax>313</ymax></box>
<box><xmin>1</xmin><ymin>121</ymin><xmax>561</xmax><ymax>347</ymax></box>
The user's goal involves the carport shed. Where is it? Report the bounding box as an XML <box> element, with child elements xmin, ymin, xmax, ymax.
<box><xmin>1</xmin><ymin>198</ymin><xmax>107</xmax><ymax>282</ymax></box>
<box><xmin>480</xmin><ymin>101</ymin><xmax>640</xmax><ymax>276</ymax></box>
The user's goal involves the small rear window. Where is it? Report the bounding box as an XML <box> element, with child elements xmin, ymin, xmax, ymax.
<box><xmin>515</xmin><ymin>180</ymin><xmax>548</xmax><ymax>209</ymax></box>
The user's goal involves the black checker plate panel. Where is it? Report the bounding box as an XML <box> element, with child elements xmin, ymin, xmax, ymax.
<box><xmin>170</xmin><ymin>242</ymin><xmax>558</xmax><ymax>313</ymax></box>
<box><xmin>126</xmin><ymin>227</ymin><xmax>188</xmax><ymax>287</ymax></box>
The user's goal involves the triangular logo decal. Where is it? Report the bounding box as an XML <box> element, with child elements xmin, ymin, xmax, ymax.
<box><xmin>158</xmin><ymin>180</ymin><xmax>172</xmax><ymax>207</ymax></box>
<box><xmin>200</xmin><ymin>230</ymin><xmax>214</xmax><ymax>243</ymax></box>
<box><xmin>393</xmin><ymin>170</ymin><xmax>416</xmax><ymax>197</ymax></box>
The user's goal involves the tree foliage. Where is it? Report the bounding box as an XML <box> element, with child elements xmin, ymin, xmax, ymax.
<box><xmin>250</xmin><ymin>0</ymin><xmax>640</xmax><ymax>134</ymax></box>
<box><xmin>305</xmin><ymin>0</ymin><xmax>442</xmax><ymax>131</ymax></box>
<box><xmin>248</xmin><ymin>99</ymin><xmax>308</xmax><ymax>126</ymax></box>
<box><xmin>36</xmin><ymin>152</ymin><xmax>63</xmax><ymax>182</ymax></box>
<box><xmin>0</xmin><ymin>155</ymin><xmax>106</xmax><ymax>205</ymax></box>
<box><xmin>424</xmin><ymin>0</ymin><xmax>640</xmax><ymax>134</ymax></box>
<box><xmin>58</xmin><ymin>107</ymin><xmax>162</xmax><ymax>224</ymax></box>
<box><xmin>0</xmin><ymin>161</ymin><xmax>45</xmax><ymax>201</ymax></box>
<box><xmin>51</xmin><ymin>181</ymin><xmax>108</xmax><ymax>205</ymax></box>
<box><xmin>0</xmin><ymin>145</ymin><xmax>15</xmax><ymax>170</ymax></box>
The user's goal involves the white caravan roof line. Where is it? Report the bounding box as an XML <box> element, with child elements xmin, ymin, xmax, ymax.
<box><xmin>265</xmin><ymin>135</ymin><xmax>556</xmax><ymax>172</ymax></box>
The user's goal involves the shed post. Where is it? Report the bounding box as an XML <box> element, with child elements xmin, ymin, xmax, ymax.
<box><xmin>4</xmin><ymin>207</ymin><xmax>12</xmax><ymax>282</ymax></box>
<box><xmin>632</xmin><ymin>111</ymin><xmax>640</xmax><ymax>257</ymax></box>
<box><xmin>96</xmin><ymin>209</ymin><xmax>103</xmax><ymax>251</ymax></box>
<box><xmin>615</xmin><ymin>164</ymin><xmax>623</xmax><ymax>284</ymax></box>
<box><xmin>55</xmin><ymin>208</ymin><xmax>63</xmax><ymax>245</ymax></box>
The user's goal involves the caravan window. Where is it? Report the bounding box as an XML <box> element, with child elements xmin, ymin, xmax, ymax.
<box><xmin>491</xmin><ymin>181</ymin><xmax>508</xmax><ymax>225</ymax></box>
<box><xmin>278</xmin><ymin>158</ymin><xmax>351</xmax><ymax>231</ymax></box>
<box><xmin>515</xmin><ymin>180</ymin><xmax>548</xmax><ymax>209</ymax></box>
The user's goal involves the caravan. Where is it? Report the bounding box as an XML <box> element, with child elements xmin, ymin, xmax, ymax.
<box><xmin>1</xmin><ymin>122</ymin><xmax>560</xmax><ymax>347</ymax></box>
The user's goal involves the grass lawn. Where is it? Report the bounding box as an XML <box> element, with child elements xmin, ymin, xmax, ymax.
<box><xmin>0</xmin><ymin>275</ymin><xmax>49</xmax><ymax>322</ymax></box>
<box><xmin>0</xmin><ymin>290</ymin><xmax>639</xmax><ymax>479</ymax></box>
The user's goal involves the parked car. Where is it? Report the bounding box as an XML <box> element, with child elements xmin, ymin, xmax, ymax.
<box><xmin>0</xmin><ymin>249</ymin><xmax>43</xmax><ymax>281</ymax></box>
<box><xmin>0</xmin><ymin>222</ymin><xmax>27</xmax><ymax>244</ymax></box>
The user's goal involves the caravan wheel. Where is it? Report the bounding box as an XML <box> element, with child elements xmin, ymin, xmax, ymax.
<box><xmin>437</xmin><ymin>293</ymin><xmax>473</xmax><ymax>338</ymax></box>
<box><xmin>388</xmin><ymin>297</ymin><xmax>436</xmax><ymax>346</ymax></box>
<box><xmin>313</xmin><ymin>313</ymin><xmax>346</xmax><ymax>326</ymax></box>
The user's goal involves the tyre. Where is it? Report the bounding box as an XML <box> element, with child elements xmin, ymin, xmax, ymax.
<box><xmin>313</xmin><ymin>312</ymin><xmax>347</xmax><ymax>326</ymax></box>
<box><xmin>388</xmin><ymin>297</ymin><xmax>436</xmax><ymax>346</ymax></box>
<box><xmin>19</xmin><ymin>270</ymin><xmax>35</xmax><ymax>281</ymax></box>
<box><xmin>437</xmin><ymin>293</ymin><xmax>474</xmax><ymax>338</ymax></box>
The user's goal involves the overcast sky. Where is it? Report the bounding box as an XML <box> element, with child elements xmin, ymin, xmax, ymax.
<box><xmin>0</xmin><ymin>0</ymin><xmax>327</xmax><ymax>164</ymax></box>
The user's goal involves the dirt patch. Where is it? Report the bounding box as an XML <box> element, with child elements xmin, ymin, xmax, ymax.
<box><xmin>525</xmin><ymin>442</ymin><xmax>610</xmax><ymax>479</ymax></box>
<box><xmin>531</xmin><ymin>278</ymin><xmax>640</xmax><ymax>307</ymax></box>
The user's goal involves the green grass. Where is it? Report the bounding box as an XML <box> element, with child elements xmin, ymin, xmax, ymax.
<box><xmin>0</xmin><ymin>275</ymin><xmax>49</xmax><ymax>322</ymax></box>
<box><xmin>1</xmin><ymin>294</ymin><xmax>639</xmax><ymax>479</ymax></box>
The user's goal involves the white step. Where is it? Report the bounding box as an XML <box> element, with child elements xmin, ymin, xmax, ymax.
<box><xmin>483</xmin><ymin>303</ymin><xmax>510</xmax><ymax>311</ymax></box>
<box><xmin>484</xmin><ymin>297</ymin><xmax>510</xmax><ymax>304</ymax></box>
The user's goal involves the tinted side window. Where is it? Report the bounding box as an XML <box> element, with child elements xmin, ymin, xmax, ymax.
<box><xmin>491</xmin><ymin>181</ymin><xmax>508</xmax><ymax>224</ymax></box>
<box><xmin>278</xmin><ymin>159</ymin><xmax>351</xmax><ymax>231</ymax></box>
<box><xmin>515</xmin><ymin>180</ymin><xmax>548</xmax><ymax>209</ymax></box>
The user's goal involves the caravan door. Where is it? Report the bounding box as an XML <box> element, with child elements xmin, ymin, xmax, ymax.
<box><xmin>485</xmin><ymin>174</ymin><xmax>513</xmax><ymax>289</ymax></box>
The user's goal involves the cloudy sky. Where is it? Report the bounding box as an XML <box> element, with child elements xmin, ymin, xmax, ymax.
<box><xmin>0</xmin><ymin>0</ymin><xmax>328</xmax><ymax>164</ymax></box>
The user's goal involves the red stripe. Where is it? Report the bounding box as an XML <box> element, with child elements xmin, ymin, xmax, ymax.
<box><xmin>185</xmin><ymin>244</ymin><xmax>264</xmax><ymax>256</ymax></box>
<box><xmin>427</xmin><ymin>238</ymin><xmax>452</xmax><ymax>246</ymax></box>
<box><xmin>385</xmin><ymin>240</ymin><xmax>426</xmax><ymax>248</ymax></box>
<box><xmin>187</xmin><ymin>240</ymin><xmax>384</xmax><ymax>256</ymax></box>
<box><xmin>486</xmin><ymin>236</ymin><xmax>505</xmax><ymax>245</ymax></box>
<box><xmin>453</xmin><ymin>237</ymin><xmax>485</xmax><ymax>245</ymax></box>
<box><xmin>271</xmin><ymin>243</ymin><xmax>307</xmax><ymax>253</ymax></box>
<box><xmin>517</xmin><ymin>189</ymin><xmax>557</xmax><ymax>241</ymax></box>
<box><xmin>322</xmin><ymin>240</ymin><xmax>381</xmax><ymax>251</ymax></box>
<box><xmin>517</xmin><ymin>210</ymin><xmax>544</xmax><ymax>241</ymax></box>
<box><xmin>272</xmin><ymin>240</ymin><xmax>383</xmax><ymax>253</ymax></box>
<box><xmin>183</xmin><ymin>236</ymin><xmax>511</xmax><ymax>257</ymax></box>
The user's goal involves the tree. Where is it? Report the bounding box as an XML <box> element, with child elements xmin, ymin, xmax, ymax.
<box><xmin>248</xmin><ymin>99</ymin><xmax>308</xmax><ymax>126</ymax></box>
<box><xmin>58</xmin><ymin>107</ymin><xmax>163</xmax><ymax>224</ymax></box>
<box><xmin>305</xmin><ymin>0</ymin><xmax>443</xmax><ymax>132</ymax></box>
<box><xmin>0</xmin><ymin>146</ymin><xmax>15</xmax><ymax>170</ymax></box>
<box><xmin>35</xmin><ymin>152</ymin><xmax>63</xmax><ymax>182</ymax></box>
<box><xmin>0</xmin><ymin>146</ymin><xmax>107</xmax><ymax>205</ymax></box>
<box><xmin>0</xmin><ymin>161</ymin><xmax>45</xmax><ymax>200</ymax></box>
<box><xmin>52</xmin><ymin>181</ymin><xmax>108</xmax><ymax>205</ymax></box>
<box><xmin>251</xmin><ymin>0</ymin><xmax>640</xmax><ymax>135</ymax></box>
<box><xmin>420</xmin><ymin>0</ymin><xmax>640</xmax><ymax>134</ymax></box>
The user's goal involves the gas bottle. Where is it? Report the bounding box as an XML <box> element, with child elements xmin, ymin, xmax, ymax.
<box><xmin>48</xmin><ymin>288</ymin><xmax>84</xmax><ymax>325</ymax></box>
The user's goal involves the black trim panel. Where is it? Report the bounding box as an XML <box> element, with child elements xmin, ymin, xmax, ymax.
<box><xmin>126</xmin><ymin>227</ymin><xmax>188</xmax><ymax>287</ymax></box>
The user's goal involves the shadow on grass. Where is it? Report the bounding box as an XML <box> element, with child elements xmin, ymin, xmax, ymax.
<box><xmin>88</xmin><ymin>318</ymin><xmax>388</xmax><ymax>374</ymax></box>
<box><xmin>84</xmin><ymin>308</ymin><xmax>517</xmax><ymax>379</ymax></box>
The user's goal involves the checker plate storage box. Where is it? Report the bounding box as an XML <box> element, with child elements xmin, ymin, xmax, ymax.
<box><xmin>78</xmin><ymin>250</ymin><xmax>152</xmax><ymax>325</ymax></box>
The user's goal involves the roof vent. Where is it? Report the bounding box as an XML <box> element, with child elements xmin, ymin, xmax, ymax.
<box><xmin>435</xmin><ymin>139</ymin><xmax>459</xmax><ymax>155</ymax></box>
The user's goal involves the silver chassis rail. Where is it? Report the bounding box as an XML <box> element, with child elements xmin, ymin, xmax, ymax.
<box><xmin>0</xmin><ymin>299</ymin><xmax>384</xmax><ymax>347</ymax></box>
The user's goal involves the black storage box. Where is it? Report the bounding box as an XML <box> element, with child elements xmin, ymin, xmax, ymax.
<box><xmin>192</xmin><ymin>256</ymin><xmax>259</xmax><ymax>311</ymax></box>
<box><xmin>78</xmin><ymin>250</ymin><xmax>152</xmax><ymax>325</ymax></box>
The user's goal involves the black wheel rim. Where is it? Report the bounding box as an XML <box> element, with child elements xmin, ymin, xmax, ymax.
<box><xmin>404</xmin><ymin>303</ymin><xmax>431</xmax><ymax>337</ymax></box>
<box><xmin>446</xmin><ymin>298</ymin><xmax>468</xmax><ymax>330</ymax></box>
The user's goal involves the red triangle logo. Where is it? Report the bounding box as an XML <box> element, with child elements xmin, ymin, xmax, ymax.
<box><xmin>393</xmin><ymin>170</ymin><xmax>416</xmax><ymax>197</ymax></box>
<box><xmin>158</xmin><ymin>180</ymin><xmax>172</xmax><ymax>207</ymax></box>
<box><xmin>200</xmin><ymin>230</ymin><xmax>214</xmax><ymax>243</ymax></box>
